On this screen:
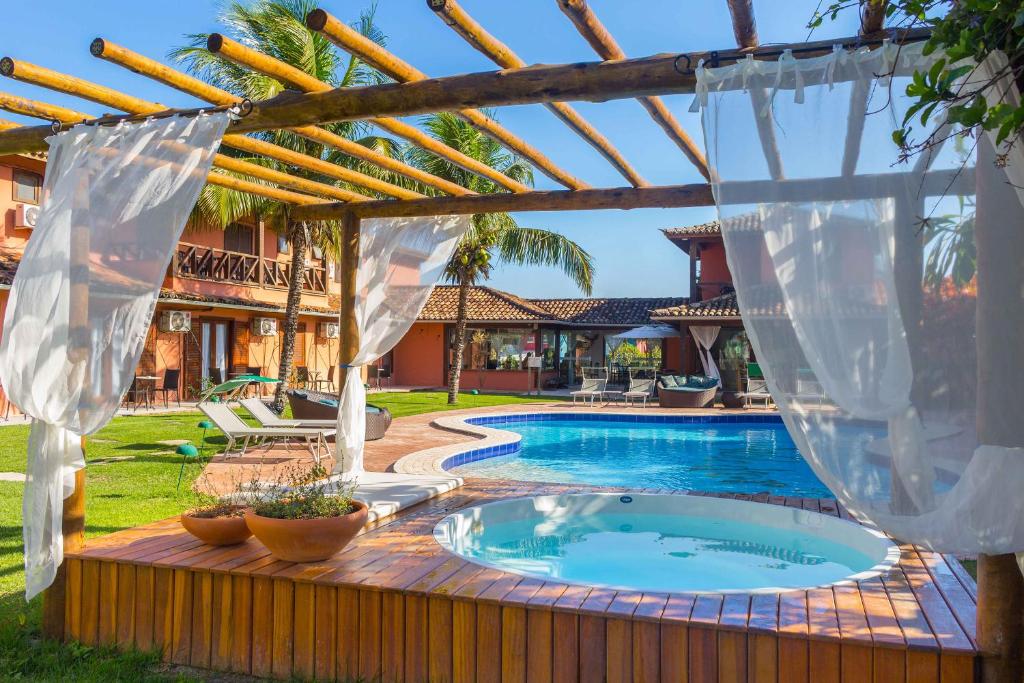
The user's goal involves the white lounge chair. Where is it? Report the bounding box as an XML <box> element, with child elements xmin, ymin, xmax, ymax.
<box><xmin>240</xmin><ymin>397</ymin><xmax>336</xmax><ymax>429</ymax></box>
<box><xmin>199</xmin><ymin>402</ymin><xmax>335</xmax><ymax>464</ymax></box>
<box><xmin>571</xmin><ymin>367</ymin><xmax>608</xmax><ymax>406</ymax></box>
<box><xmin>623</xmin><ymin>376</ymin><xmax>656</xmax><ymax>408</ymax></box>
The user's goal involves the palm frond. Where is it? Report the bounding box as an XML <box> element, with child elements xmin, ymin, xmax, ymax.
<box><xmin>495</xmin><ymin>226</ymin><xmax>595</xmax><ymax>295</ymax></box>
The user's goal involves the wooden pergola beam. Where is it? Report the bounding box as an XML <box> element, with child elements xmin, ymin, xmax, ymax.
<box><xmin>0</xmin><ymin>117</ymin><xmax>19</xmax><ymax>132</ymax></box>
<box><xmin>0</xmin><ymin>56</ymin><xmax>404</xmax><ymax>201</ymax></box>
<box><xmin>206</xmin><ymin>33</ymin><xmax>530</xmax><ymax>194</ymax></box>
<box><xmin>556</xmin><ymin>0</ymin><xmax>710</xmax><ymax>180</ymax></box>
<box><xmin>861</xmin><ymin>0</ymin><xmax>888</xmax><ymax>35</ymax></box>
<box><xmin>306</xmin><ymin>9</ymin><xmax>589</xmax><ymax>190</ymax></box>
<box><xmin>293</xmin><ymin>183</ymin><xmax>713</xmax><ymax>220</ymax></box>
<box><xmin>0</xmin><ymin>90</ymin><xmax>329</xmax><ymax>205</ymax></box>
<box><xmin>90</xmin><ymin>38</ymin><xmax>469</xmax><ymax>199</ymax></box>
<box><xmin>428</xmin><ymin>0</ymin><xmax>645</xmax><ymax>187</ymax></box>
<box><xmin>290</xmin><ymin>166</ymin><xmax>970</xmax><ymax>220</ymax></box>
<box><xmin>433</xmin><ymin>2</ymin><xmax>643</xmax><ymax>188</ymax></box>
<box><xmin>725</xmin><ymin>0</ymin><xmax>759</xmax><ymax>48</ymax></box>
<box><xmin>0</xmin><ymin>28</ymin><xmax>930</xmax><ymax>156</ymax></box>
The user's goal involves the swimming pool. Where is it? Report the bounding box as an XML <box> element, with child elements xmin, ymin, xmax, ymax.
<box><xmin>447</xmin><ymin>414</ymin><xmax>839</xmax><ymax>498</ymax></box>
<box><xmin>435</xmin><ymin>493</ymin><xmax>898</xmax><ymax>593</ymax></box>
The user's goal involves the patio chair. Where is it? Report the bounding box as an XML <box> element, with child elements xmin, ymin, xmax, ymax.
<box><xmin>153</xmin><ymin>369</ymin><xmax>181</xmax><ymax>408</ymax></box>
<box><xmin>623</xmin><ymin>374</ymin><xmax>657</xmax><ymax>408</ymax></box>
<box><xmin>745</xmin><ymin>362</ymin><xmax>773</xmax><ymax>407</ymax></box>
<box><xmin>198</xmin><ymin>402</ymin><xmax>335</xmax><ymax>464</ymax></box>
<box><xmin>240</xmin><ymin>397</ymin><xmax>336</xmax><ymax>430</ymax></box>
<box><xmin>312</xmin><ymin>365</ymin><xmax>336</xmax><ymax>393</ymax></box>
<box><xmin>571</xmin><ymin>367</ymin><xmax>607</xmax><ymax>406</ymax></box>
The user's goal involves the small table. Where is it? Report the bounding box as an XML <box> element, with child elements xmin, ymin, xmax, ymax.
<box><xmin>131</xmin><ymin>376</ymin><xmax>158</xmax><ymax>411</ymax></box>
<box><xmin>600</xmin><ymin>390</ymin><xmax>624</xmax><ymax>406</ymax></box>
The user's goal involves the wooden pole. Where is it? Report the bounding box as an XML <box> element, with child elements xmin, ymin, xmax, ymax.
<box><xmin>305</xmin><ymin>10</ymin><xmax>589</xmax><ymax>190</ymax></box>
<box><xmin>90</xmin><ymin>39</ymin><xmax>444</xmax><ymax>199</ymax></box>
<box><xmin>0</xmin><ymin>57</ymin><xmax>410</xmax><ymax>201</ymax></box>
<box><xmin>41</xmin><ymin>466</ymin><xmax>84</xmax><ymax>640</ymax></box>
<box><xmin>428</xmin><ymin>0</ymin><xmax>645</xmax><ymax>187</ymax></box>
<box><xmin>205</xmin><ymin>33</ymin><xmax>532</xmax><ymax>194</ymax></box>
<box><xmin>555</xmin><ymin>0</ymin><xmax>710</xmax><ymax>179</ymax></box>
<box><xmin>975</xmin><ymin>138</ymin><xmax>1024</xmax><ymax>682</ymax></box>
<box><xmin>0</xmin><ymin>118</ymin><xmax>18</xmax><ymax>132</ymax></box>
<box><xmin>291</xmin><ymin>167</ymin><xmax>972</xmax><ymax>221</ymax></box>
<box><xmin>0</xmin><ymin>91</ymin><xmax>328</xmax><ymax>205</ymax></box>
<box><xmin>336</xmin><ymin>211</ymin><xmax>361</xmax><ymax>471</ymax></box>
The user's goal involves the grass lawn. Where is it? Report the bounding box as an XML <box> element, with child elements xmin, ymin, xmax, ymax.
<box><xmin>0</xmin><ymin>390</ymin><xmax>555</xmax><ymax>681</ymax></box>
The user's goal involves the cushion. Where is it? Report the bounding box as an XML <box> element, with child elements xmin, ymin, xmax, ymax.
<box><xmin>685</xmin><ymin>376</ymin><xmax>718</xmax><ymax>390</ymax></box>
<box><xmin>318</xmin><ymin>398</ymin><xmax>339</xmax><ymax>407</ymax></box>
<box><xmin>660</xmin><ymin>374</ymin><xmax>679</xmax><ymax>388</ymax></box>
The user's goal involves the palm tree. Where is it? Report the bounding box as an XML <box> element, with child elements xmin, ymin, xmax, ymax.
<box><xmin>408</xmin><ymin>113</ymin><xmax>595</xmax><ymax>404</ymax></box>
<box><xmin>173</xmin><ymin>0</ymin><xmax>398</xmax><ymax>411</ymax></box>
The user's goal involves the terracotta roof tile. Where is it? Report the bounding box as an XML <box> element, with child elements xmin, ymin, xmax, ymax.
<box><xmin>418</xmin><ymin>285</ymin><xmax>553</xmax><ymax>323</ymax></box>
<box><xmin>661</xmin><ymin>221</ymin><xmax>721</xmax><ymax>238</ymax></box>
<box><xmin>0</xmin><ymin>248</ymin><xmax>19</xmax><ymax>287</ymax></box>
<box><xmin>529</xmin><ymin>296</ymin><xmax>688</xmax><ymax>326</ymax></box>
<box><xmin>651</xmin><ymin>292</ymin><xmax>740</xmax><ymax>320</ymax></box>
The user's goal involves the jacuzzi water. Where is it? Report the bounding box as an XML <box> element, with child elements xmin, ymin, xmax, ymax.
<box><xmin>434</xmin><ymin>493</ymin><xmax>898</xmax><ymax>593</ymax></box>
<box><xmin>449</xmin><ymin>416</ymin><xmax>840</xmax><ymax>497</ymax></box>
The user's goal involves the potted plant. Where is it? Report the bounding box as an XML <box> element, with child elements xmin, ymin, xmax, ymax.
<box><xmin>180</xmin><ymin>498</ymin><xmax>252</xmax><ymax>546</ymax></box>
<box><xmin>243</xmin><ymin>464</ymin><xmax>367</xmax><ymax>563</ymax></box>
<box><xmin>718</xmin><ymin>332</ymin><xmax>750</xmax><ymax>409</ymax></box>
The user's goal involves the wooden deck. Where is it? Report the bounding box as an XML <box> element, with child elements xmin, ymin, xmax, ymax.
<box><xmin>64</xmin><ymin>481</ymin><xmax>979</xmax><ymax>682</ymax></box>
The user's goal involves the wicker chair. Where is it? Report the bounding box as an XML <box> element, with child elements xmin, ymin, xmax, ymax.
<box><xmin>656</xmin><ymin>375</ymin><xmax>719</xmax><ymax>408</ymax></box>
<box><xmin>286</xmin><ymin>389</ymin><xmax>393</xmax><ymax>441</ymax></box>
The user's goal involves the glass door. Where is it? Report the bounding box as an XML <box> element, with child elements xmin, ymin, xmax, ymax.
<box><xmin>201</xmin><ymin>321</ymin><xmax>230</xmax><ymax>386</ymax></box>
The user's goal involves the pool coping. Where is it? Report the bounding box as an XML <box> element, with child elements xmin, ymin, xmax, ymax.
<box><xmin>392</xmin><ymin>409</ymin><xmax>787</xmax><ymax>477</ymax></box>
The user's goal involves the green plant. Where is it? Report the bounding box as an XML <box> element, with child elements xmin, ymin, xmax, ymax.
<box><xmin>719</xmin><ymin>333</ymin><xmax>750</xmax><ymax>370</ymax></box>
<box><xmin>811</xmin><ymin>1</ymin><xmax>1024</xmax><ymax>157</ymax></box>
<box><xmin>247</xmin><ymin>463</ymin><xmax>357</xmax><ymax>520</ymax></box>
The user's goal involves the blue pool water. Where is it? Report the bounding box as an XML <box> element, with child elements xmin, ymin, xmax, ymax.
<box><xmin>449</xmin><ymin>416</ymin><xmax>841</xmax><ymax>497</ymax></box>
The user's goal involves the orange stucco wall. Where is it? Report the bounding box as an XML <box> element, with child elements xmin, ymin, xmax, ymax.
<box><xmin>699</xmin><ymin>241</ymin><xmax>732</xmax><ymax>287</ymax></box>
<box><xmin>458</xmin><ymin>369</ymin><xmax>556</xmax><ymax>392</ymax></box>
<box><xmin>392</xmin><ymin>323</ymin><xmax>445</xmax><ymax>387</ymax></box>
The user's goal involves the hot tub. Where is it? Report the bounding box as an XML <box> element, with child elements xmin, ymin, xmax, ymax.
<box><xmin>434</xmin><ymin>493</ymin><xmax>899</xmax><ymax>593</ymax></box>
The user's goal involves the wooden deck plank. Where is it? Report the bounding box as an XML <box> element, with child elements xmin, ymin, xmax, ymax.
<box><xmin>169</xmin><ymin>568</ymin><xmax>193</xmax><ymax>666</ymax></box>
<box><xmin>404</xmin><ymin>593</ymin><xmax>430</xmax><ymax>683</ymax></box>
<box><xmin>133</xmin><ymin>564</ymin><xmax>153</xmax><ymax>652</ymax></box>
<box><xmin>901</xmin><ymin>553</ymin><xmax>975</xmax><ymax>652</ymax></box>
<box><xmin>718</xmin><ymin>630</ymin><xmax>748</xmax><ymax>683</ymax></box>
<box><xmin>97</xmin><ymin>561</ymin><xmax>118</xmax><ymax>646</ymax></box>
<box><xmin>270</xmin><ymin>578</ymin><xmax>294</xmax><ymax>679</ymax></box>
<box><xmin>210</xmin><ymin>573</ymin><xmax>232</xmax><ymax>671</ymax></box>
<box><xmin>292</xmin><ymin>582</ymin><xmax>315</xmax><ymax>680</ymax></box>
<box><xmin>476</xmin><ymin>602</ymin><xmax>502</xmax><ymax>683</ymax></box>
<box><xmin>189</xmin><ymin>571</ymin><xmax>213</xmax><ymax>669</ymax></box>
<box><xmin>359</xmin><ymin>589</ymin><xmax>384</xmax><ymax>682</ymax></box>
<box><xmin>527</xmin><ymin>607</ymin><xmax>554</xmax><ymax>683</ymax></box>
<box><xmin>249</xmin><ymin>576</ymin><xmax>273</xmax><ymax>678</ymax></box>
<box><xmin>115</xmin><ymin>562</ymin><xmax>136</xmax><ymax>646</ymax></box>
<box><xmin>152</xmin><ymin>566</ymin><xmax>174</xmax><ymax>658</ymax></box>
<box><xmin>381</xmin><ymin>591</ymin><xmax>405</xmax><ymax>683</ymax></box>
<box><xmin>453</xmin><ymin>599</ymin><xmax>476</xmax><ymax>683</ymax></box>
<box><xmin>502</xmin><ymin>606</ymin><xmax>528</xmax><ymax>683</ymax></box>
<box><xmin>229</xmin><ymin>575</ymin><xmax>252</xmax><ymax>674</ymax></box>
<box><xmin>579</xmin><ymin>613</ymin><xmax>607</xmax><ymax>683</ymax></box>
<box><xmin>917</xmin><ymin>550</ymin><xmax>978</xmax><ymax>648</ymax></box>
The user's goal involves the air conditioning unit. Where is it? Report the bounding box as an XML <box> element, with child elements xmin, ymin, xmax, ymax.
<box><xmin>15</xmin><ymin>203</ymin><xmax>40</xmax><ymax>229</ymax></box>
<box><xmin>318</xmin><ymin>321</ymin><xmax>340</xmax><ymax>339</ymax></box>
<box><xmin>252</xmin><ymin>317</ymin><xmax>278</xmax><ymax>337</ymax></box>
<box><xmin>158</xmin><ymin>310</ymin><xmax>192</xmax><ymax>333</ymax></box>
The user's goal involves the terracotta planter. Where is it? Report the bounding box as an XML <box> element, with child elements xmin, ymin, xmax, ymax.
<box><xmin>721</xmin><ymin>391</ymin><xmax>746</xmax><ymax>409</ymax></box>
<box><xmin>244</xmin><ymin>500</ymin><xmax>369</xmax><ymax>563</ymax></box>
<box><xmin>180</xmin><ymin>507</ymin><xmax>252</xmax><ymax>546</ymax></box>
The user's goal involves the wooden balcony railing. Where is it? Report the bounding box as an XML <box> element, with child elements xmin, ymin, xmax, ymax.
<box><xmin>174</xmin><ymin>243</ymin><xmax>329</xmax><ymax>295</ymax></box>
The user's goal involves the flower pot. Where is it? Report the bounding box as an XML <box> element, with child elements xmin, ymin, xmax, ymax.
<box><xmin>244</xmin><ymin>500</ymin><xmax>369</xmax><ymax>563</ymax></box>
<box><xmin>180</xmin><ymin>507</ymin><xmax>252</xmax><ymax>546</ymax></box>
<box><xmin>721</xmin><ymin>391</ymin><xmax>746</xmax><ymax>409</ymax></box>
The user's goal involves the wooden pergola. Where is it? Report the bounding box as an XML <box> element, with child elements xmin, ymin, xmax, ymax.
<box><xmin>0</xmin><ymin>2</ymin><xmax>1019</xmax><ymax>680</ymax></box>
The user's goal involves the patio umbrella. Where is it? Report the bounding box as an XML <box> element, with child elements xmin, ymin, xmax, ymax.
<box><xmin>609</xmin><ymin>324</ymin><xmax>681</xmax><ymax>340</ymax></box>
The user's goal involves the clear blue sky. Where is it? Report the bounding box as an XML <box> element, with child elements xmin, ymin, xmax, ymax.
<box><xmin>0</xmin><ymin>1</ymin><xmax>862</xmax><ymax>298</ymax></box>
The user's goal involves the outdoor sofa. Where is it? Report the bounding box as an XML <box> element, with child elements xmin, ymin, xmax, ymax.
<box><xmin>286</xmin><ymin>389</ymin><xmax>393</xmax><ymax>441</ymax></box>
<box><xmin>656</xmin><ymin>375</ymin><xmax>719</xmax><ymax>408</ymax></box>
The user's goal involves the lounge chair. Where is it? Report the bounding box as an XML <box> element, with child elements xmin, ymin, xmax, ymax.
<box><xmin>199</xmin><ymin>402</ymin><xmax>335</xmax><ymax>464</ymax></box>
<box><xmin>623</xmin><ymin>376</ymin><xmax>656</xmax><ymax>408</ymax></box>
<box><xmin>657</xmin><ymin>375</ymin><xmax>719</xmax><ymax>408</ymax></box>
<box><xmin>286</xmin><ymin>390</ymin><xmax>393</xmax><ymax>441</ymax></box>
<box><xmin>240</xmin><ymin>397</ymin><xmax>336</xmax><ymax>429</ymax></box>
<box><xmin>745</xmin><ymin>362</ymin><xmax>773</xmax><ymax>407</ymax></box>
<box><xmin>571</xmin><ymin>367</ymin><xmax>607</xmax><ymax>406</ymax></box>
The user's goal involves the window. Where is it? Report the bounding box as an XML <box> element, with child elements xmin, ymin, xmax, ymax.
<box><xmin>277</xmin><ymin>234</ymin><xmax>290</xmax><ymax>255</ymax></box>
<box><xmin>13</xmin><ymin>169</ymin><xmax>42</xmax><ymax>204</ymax></box>
<box><xmin>540</xmin><ymin>329</ymin><xmax>557</xmax><ymax>370</ymax></box>
<box><xmin>453</xmin><ymin>327</ymin><xmax>535</xmax><ymax>370</ymax></box>
<box><xmin>224</xmin><ymin>223</ymin><xmax>254</xmax><ymax>254</ymax></box>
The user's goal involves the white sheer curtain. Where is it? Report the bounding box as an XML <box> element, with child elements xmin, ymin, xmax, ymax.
<box><xmin>690</xmin><ymin>325</ymin><xmax>721</xmax><ymax>379</ymax></box>
<box><xmin>334</xmin><ymin>215</ymin><xmax>471</xmax><ymax>475</ymax></box>
<box><xmin>693</xmin><ymin>41</ymin><xmax>1024</xmax><ymax>553</ymax></box>
<box><xmin>0</xmin><ymin>114</ymin><xmax>228</xmax><ymax>599</ymax></box>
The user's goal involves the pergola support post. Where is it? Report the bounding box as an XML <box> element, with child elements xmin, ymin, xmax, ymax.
<box><xmin>975</xmin><ymin>139</ymin><xmax>1024</xmax><ymax>682</ymax></box>
<box><xmin>336</xmin><ymin>211</ymin><xmax>362</xmax><ymax>472</ymax></box>
<box><xmin>41</xmin><ymin>466</ymin><xmax>85</xmax><ymax>640</ymax></box>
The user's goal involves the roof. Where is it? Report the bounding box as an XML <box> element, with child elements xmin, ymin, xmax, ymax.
<box><xmin>661</xmin><ymin>221</ymin><xmax>721</xmax><ymax>239</ymax></box>
<box><xmin>417</xmin><ymin>286</ymin><xmax>685</xmax><ymax>327</ymax></box>
<box><xmin>650</xmin><ymin>291</ymin><xmax>741</xmax><ymax>321</ymax></box>
<box><xmin>158</xmin><ymin>290</ymin><xmax>336</xmax><ymax>318</ymax></box>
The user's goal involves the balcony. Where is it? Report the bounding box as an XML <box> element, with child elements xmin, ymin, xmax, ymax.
<box><xmin>174</xmin><ymin>243</ymin><xmax>329</xmax><ymax>295</ymax></box>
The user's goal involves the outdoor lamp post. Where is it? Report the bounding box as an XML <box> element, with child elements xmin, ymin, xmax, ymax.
<box><xmin>175</xmin><ymin>443</ymin><xmax>200</xmax><ymax>491</ymax></box>
<box><xmin>197</xmin><ymin>420</ymin><xmax>214</xmax><ymax>455</ymax></box>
